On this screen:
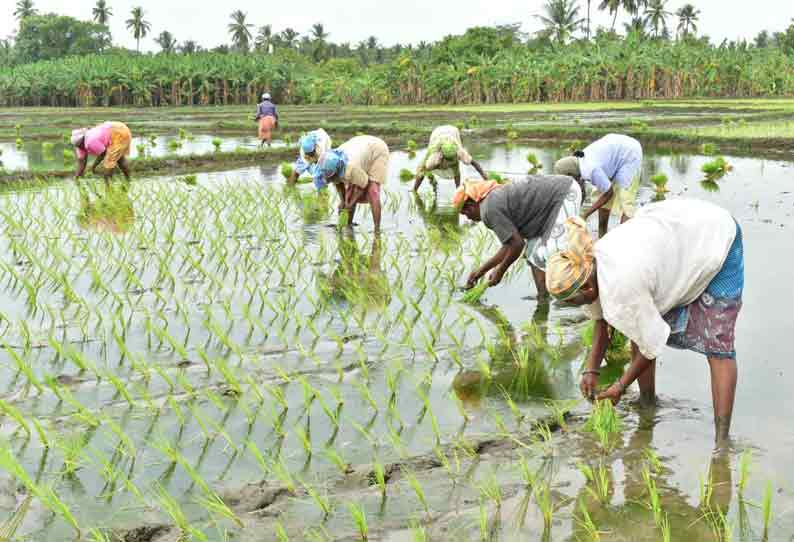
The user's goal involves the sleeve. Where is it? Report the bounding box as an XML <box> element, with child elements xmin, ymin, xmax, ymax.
<box><xmin>601</xmin><ymin>287</ymin><xmax>670</xmax><ymax>361</ymax></box>
<box><xmin>457</xmin><ymin>147</ymin><xmax>473</xmax><ymax>165</ymax></box>
<box><xmin>482</xmin><ymin>206</ymin><xmax>519</xmax><ymax>245</ymax></box>
<box><xmin>589</xmin><ymin>166</ymin><xmax>612</xmax><ymax>193</ymax></box>
<box><xmin>583</xmin><ymin>299</ymin><xmax>604</xmax><ymax>320</ymax></box>
<box><xmin>613</xmin><ymin>159</ymin><xmax>640</xmax><ymax>189</ymax></box>
<box><xmin>313</xmin><ymin>167</ymin><xmax>327</xmax><ymax>190</ymax></box>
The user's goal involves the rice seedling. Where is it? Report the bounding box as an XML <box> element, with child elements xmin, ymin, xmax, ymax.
<box><xmin>400</xmin><ymin>168</ymin><xmax>415</xmax><ymax>182</ymax></box>
<box><xmin>576</xmin><ymin>500</ymin><xmax>601</xmax><ymax>541</ymax></box>
<box><xmin>15</xmin><ymin>138</ymin><xmax>23</xmax><ymax>149</ymax></box>
<box><xmin>701</xmin><ymin>156</ymin><xmax>733</xmax><ymax>179</ymax></box>
<box><xmin>762</xmin><ymin>481</ymin><xmax>773</xmax><ymax>539</ymax></box>
<box><xmin>274</xmin><ymin>523</ymin><xmax>289</xmax><ymax>542</ymax></box>
<box><xmin>180</xmin><ymin>174</ymin><xmax>198</xmax><ymax>186</ymax></box>
<box><xmin>406</xmin><ymin>139</ymin><xmax>417</xmax><ymax>152</ymax></box>
<box><xmin>487</xmin><ymin>171</ymin><xmax>506</xmax><ymax>183</ymax></box>
<box><xmin>167</xmin><ymin>139</ymin><xmax>182</xmax><ymax>152</ymax></box>
<box><xmin>526</xmin><ymin>152</ymin><xmax>542</xmax><ymax>172</ymax></box>
<box><xmin>280</xmin><ymin>162</ymin><xmax>295</xmax><ymax>179</ymax></box>
<box><xmin>212</xmin><ymin>137</ymin><xmax>223</xmax><ymax>151</ymax></box>
<box><xmin>650</xmin><ymin>173</ymin><xmax>669</xmax><ymax>194</ymax></box>
<box><xmin>462</xmin><ymin>281</ymin><xmax>488</xmax><ymax>304</ymax></box>
<box><xmin>701</xmin><ymin>143</ymin><xmax>718</xmax><ymax>155</ymax></box>
<box><xmin>534</xmin><ymin>480</ymin><xmax>555</xmax><ymax>530</ymax></box>
<box><xmin>642</xmin><ymin>465</ymin><xmax>663</xmax><ymax>525</ymax></box>
<box><xmin>403</xmin><ymin>467</ymin><xmax>430</xmax><ymax>516</ymax></box>
<box><xmin>583</xmin><ymin>400</ymin><xmax>623</xmax><ymax>452</ymax></box>
<box><xmin>579</xmin><ymin>461</ymin><xmax>611</xmax><ymax>505</ymax></box>
<box><xmin>136</xmin><ymin>143</ymin><xmax>147</xmax><ymax>157</ymax></box>
<box><xmin>348</xmin><ymin>502</ymin><xmax>369</xmax><ymax>541</ymax></box>
<box><xmin>737</xmin><ymin>450</ymin><xmax>751</xmax><ymax>497</ymax></box>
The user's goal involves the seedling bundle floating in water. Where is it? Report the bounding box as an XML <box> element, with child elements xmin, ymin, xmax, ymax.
<box><xmin>280</xmin><ymin>162</ymin><xmax>294</xmax><ymax>179</ymax></box>
<box><xmin>400</xmin><ymin>168</ymin><xmax>414</xmax><ymax>182</ymax></box>
<box><xmin>462</xmin><ymin>281</ymin><xmax>489</xmax><ymax>303</ymax></box>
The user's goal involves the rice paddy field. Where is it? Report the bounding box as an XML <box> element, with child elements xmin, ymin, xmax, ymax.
<box><xmin>0</xmin><ymin>104</ymin><xmax>792</xmax><ymax>541</ymax></box>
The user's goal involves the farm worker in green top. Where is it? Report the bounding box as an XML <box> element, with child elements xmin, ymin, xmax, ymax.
<box><xmin>71</xmin><ymin>121</ymin><xmax>133</xmax><ymax>187</ymax></box>
<box><xmin>454</xmin><ymin>174</ymin><xmax>582</xmax><ymax>299</ymax></box>
<box><xmin>287</xmin><ymin>129</ymin><xmax>332</xmax><ymax>189</ymax></box>
<box><xmin>554</xmin><ymin>134</ymin><xmax>643</xmax><ymax>237</ymax></box>
<box><xmin>545</xmin><ymin>199</ymin><xmax>744</xmax><ymax>443</ymax></box>
<box><xmin>318</xmin><ymin>135</ymin><xmax>389</xmax><ymax>234</ymax></box>
<box><xmin>414</xmin><ymin>125</ymin><xmax>487</xmax><ymax>191</ymax></box>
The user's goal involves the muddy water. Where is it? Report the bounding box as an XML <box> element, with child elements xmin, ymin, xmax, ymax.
<box><xmin>0</xmin><ymin>134</ymin><xmax>288</xmax><ymax>172</ymax></box>
<box><xmin>0</xmin><ymin>142</ymin><xmax>791</xmax><ymax>541</ymax></box>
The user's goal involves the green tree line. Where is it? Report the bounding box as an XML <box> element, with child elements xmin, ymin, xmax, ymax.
<box><xmin>2</xmin><ymin>0</ymin><xmax>794</xmax><ymax>106</ymax></box>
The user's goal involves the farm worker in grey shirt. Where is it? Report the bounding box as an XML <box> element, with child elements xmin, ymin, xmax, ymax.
<box><xmin>254</xmin><ymin>93</ymin><xmax>278</xmax><ymax>147</ymax></box>
<box><xmin>554</xmin><ymin>134</ymin><xmax>643</xmax><ymax>237</ymax></box>
<box><xmin>414</xmin><ymin>125</ymin><xmax>488</xmax><ymax>191</ymax></box>
<box><xmin>546</xmin><ymin>199</ymin><xmax>744</xmax><ymax>443</ymax></box>
<box><xmin>318</xmin><ymin>135</ymin><xmax>390</xmax><ymax>234</ymax></box>
<box><xmin>454</xmin><ymin>175</ymin><xmax>581</xmax><ymax>299</ymax></box>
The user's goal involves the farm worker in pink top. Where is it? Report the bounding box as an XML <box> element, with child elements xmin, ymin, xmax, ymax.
<box><xmin>71</xmin><ymin>121</ymin><xmax>133</xmax><ymax>186</ymax></box>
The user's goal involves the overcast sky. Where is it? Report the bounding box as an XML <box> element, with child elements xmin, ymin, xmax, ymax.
<box><xmin>2</xmin><ymin>0</ymin><xmax>793</xmax><ymax>52</ymax></box>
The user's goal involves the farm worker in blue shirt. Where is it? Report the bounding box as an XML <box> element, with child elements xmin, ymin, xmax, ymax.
<box><xmin>254</xmin><ymin>93</ymin><xmax>278</xmax><ymax>147</ymax></box>
<box><xmin>287</xmin><ymin>129</ymin><xmax>333</xmax><ymax>190</ymax></box>
<box><xmin>554</xmin><ymin>134</ymin><xmax>643</xmax><ymax>237</ymax></box>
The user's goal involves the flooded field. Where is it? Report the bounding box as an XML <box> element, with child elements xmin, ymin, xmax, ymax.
<box><xmin>0</xmin><ymin>140</ymin><xmax>791</xmax><ymax>542</ymax></box>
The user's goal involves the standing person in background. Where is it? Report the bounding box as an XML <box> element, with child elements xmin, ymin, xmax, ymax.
<box><xmin>287</xmin><ymin>129</ymin><xmax>332</xmax><ymax>189</ymax></box>
<box><xmin>318</xmin><ymin>135</ymin><xmax>389</xmax><ymax>234</ymax></box>
<box><xmin>554</xmin><ymin>134</ymin><xmax>643</xmax><ymax>237</ymax></box>
<box><xmin>72</xmin><ymin>121</ymin><xmax>133</xmax><ymax>188</ymax></box>
<box><xmin>414</xmin><ymin>125</ymin><xmax>488</xmax><ymax>191</ymax></box>
<box><xmin>255</xmin><ymin>92</ymin><xmax>278</xmax><ymax>147</ymax></box>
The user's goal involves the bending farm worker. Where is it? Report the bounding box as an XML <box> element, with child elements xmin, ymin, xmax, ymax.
<box><xmin>454</xmin><ymin>174</ymin><xmax>582</xmax><ymax>299</ymax></box>
<box><xmin>254</xmin><ymin>92</ymin><xmax>278</xmax><ymax>147</ymax></box>
<box><xmin>318</xmin><ymin>135</ymin><xmax>389</xmax><ymax>234</ymax></box>
<box><xmin>546</xmin><ymin>199</ymin><xmax>744</xmax><ymax>443</ymax></box>
<box><xmin>554</xmin><ymin>133</ymin><xmax>642</xmax><ymax>237</ymax></box>
<box><xmin>288</xmin><ymin>129</ymin><xmax>332</xmax><ymax>189</ymax></box>
<box><xmin>72</xmin><ymin>121</ymin><xmax>132</xmax><ymax>187</ymax></box>
<box><xmin>415</xmin><ymin>125</ymin><xmax>487</xmax><ymax>191</ymax></box>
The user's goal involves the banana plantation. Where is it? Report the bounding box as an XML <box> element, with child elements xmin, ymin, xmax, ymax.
<box><xmin>3</xmin><ymin>36</ymin><xmax>794</xmax><ymax>107</ymax></box>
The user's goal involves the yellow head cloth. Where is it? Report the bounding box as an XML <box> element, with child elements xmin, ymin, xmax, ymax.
<box><xmin>546</xmin><ymin>216</ymin><xmax>595</xmax><ymax>300</ymax></box>
<box><xmin>451</xmin><ymin>180</ymin><xmax>501</xmax><ymax>210</ymax></box>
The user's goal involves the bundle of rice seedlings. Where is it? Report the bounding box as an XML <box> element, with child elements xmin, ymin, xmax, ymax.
<box><xmin>400</xmin><ymin>168</ymin><xmax>414</xmax><ymax>182</ymax></box>
<box><xmin>280</xmin><ymin>162</ymin><xmax>295</xmax><ymax>179</ymax></box>
<box><xmin>462</xmin><ymin>281</ymin><xmax>488</xmax><ymax>304</ymax></box>
<box><xmin>650</xmin><ymin>173</ymin><xmax>668</xmax><ymax>194</ymax></box>
<box><xmin>406</xmin><ymin>140</ymin><xmax>417</xmax><ymax>152</ymax></box>
<box><xmin>701</xmin><ymin>157</ymin><xmax>732</xmax><ymax>177</ymax></box>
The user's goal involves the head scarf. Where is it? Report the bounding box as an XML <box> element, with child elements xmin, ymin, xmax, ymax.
<box><xmin>451</xmin><ymin>180</ymin><xmax>501</xmax><ymax>210</ymax></box>
<box><xmin>441</xmin><ymin>141</ymin><xmax>458</xmax><ymax>160</ymax></box>
<box><xmin>546</xmin><ymin>216</ymin><xmax>595</xmax><ymax>300</ymax></box>
<box><xmin>553</xmin><ymin>156</ymin><xmax>581</xmax><ymax>179</ymax></box>
<box><xmin>262</xmin><ymin>92</ymin><xmax>271</xmax><ymax>101</ymax></box>
<box><xmin>318</xmin><ymin>149</ymin><xmax>348</xmax><ymax>180</ymax></box>
<box><xmin>301</xmin><ymin>133</ymin><xmax>318</xmax><ymax>155</ymax></box>
<box><xmin>71</xmin><ymin>128</ymin><xmax>87</xmax><ymax>147</ymax></box>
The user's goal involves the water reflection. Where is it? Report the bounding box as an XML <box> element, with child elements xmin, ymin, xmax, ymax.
<box><xmin>570</xmin><ymin>409</ymin><xmax>734</xmax><ymax>542</ymax></box>
<box><xmin>452</xmin><ymin>302</ymin><xmax>582</xmax><ymax>406</ymax></box>
<box><xmin>77</xmin><ymin>184</ymin><xmax>135</xmax><ymax>234</ymax></box>
<box><xmin>317</xmin><ymin>231</ymin><xmax>390</xmax><ymax>309</ymax></box>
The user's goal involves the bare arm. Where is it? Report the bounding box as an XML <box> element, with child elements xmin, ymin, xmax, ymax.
<box><xmin>75</xmin><ymin>155</ymin><xmax>88</xmax><ymax>178</ymax></box>
<box><xmin>345</xmin><ymin>185</ymin><xmax>365</xmax><ymax>209</ymax></box>
<box><xmin>581</xmin><ymin>319</ymin><xmax>609</xmax><ymax>399</ymax></box>
<box><xmin>471</xmin><ymin>160</ymin><xmax>488</xmax><ymax>181</ymax></box>
<box><xmin>597</xmin><ymin>344</ymin><xmax>654</xmax><ymax>404</ymax></box>
<box><xmin>466</xmin><ymin>231</ymin><xmax>524</xmax><ymax>288</ymax></box>
<box><xmin>584</xmin><ymin>186</ymin><xmax>614</xmax><ymax>220</ymax></box>
<box><xmin>90</xmin><ymin>153</ymin><xmax>105</xmax><ymax>174</ymax></box>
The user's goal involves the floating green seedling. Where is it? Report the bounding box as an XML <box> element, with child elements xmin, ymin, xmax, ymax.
<box><xmin>211</xmin><ymin>137</ymin><xmax>222</xmax><ymax>151</ymax></box>
<box><xmin>14</xmin><ymin>124</ymin><xmax>22</xmax><ymax>137</ymax></box>
<box><xmin>400</xmin><ymin>168</ymin><xmax>414</xmax><ymax>182</ymax></box>
<box><xmin>15</xmin><ymin>138</ymin><xmax>23</xmax><ymax>149</ymax></box>
<box><xmin>136</xmin><ymin>144</ymin><xmax>147</xmax><ymax>157</ymax></box>
<box><xmin>167</xmin><ymin>139</ymin><xmax>182</xmax><ymax>151</ymax></box>
<box><xmin>487</xmin><ymin>171</ymin><xmax>506</xmax><ymax>183</ymax></box>
<box><xmin>651</xmin><ymin>173</ymin><xmax>669</xmax><ymax>194</ymax></box>
<box><xmin>701</xmin><ymin>143</ymin><xmax>718</xmax><ymax>155</ymax></box>
<box><xmin>526</xmin><ymin>152</ymin><xmax>542</xmax><ymax>171</ymax></box>
<box><xmin>178</xmin><ymin>128</ymin><xmax>187</xmax><ymax>139</ymax></box>
<box><xmin>701</xmin><ymin>156</ymin><xmax>733</xmax><ymax>178</ymax></box>
<box><xmin>462</xmin><ymin>281</ymin><xmax>488</xmax><ymax>304</ymax></box>
<box><xmin>406</xmin><ymin>139</ymin><xmax>417</xmax><ymax>152</ymax></box>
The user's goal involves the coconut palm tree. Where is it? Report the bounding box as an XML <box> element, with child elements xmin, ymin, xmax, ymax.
<box><xmin>598</xmin><ymin>0</ymin><xmax>621</xmax><ymax>31</ymax></box>
<box><xmin>155</xmin><ymin>31</ymin><xmax>177</xmax><ymax>54</ymax></box>
<box><xmin>180</xmin><ymin>40</ymin><xmax>200</xmax><ymax>54</ymax></box>
<box><xmin>279</xmin><ymin>28</ymin><xmax>299</xmax><ymax>49</ymax></box>
<box><xmin>255</xmin><ymin>25</ymin><xmax>273</xmax><ymax>53</ymax></box>
<box><xmin>92</xmin><ymin>0</ymin><xmax>113</xmax><ymax>25</ymax></box>
<box><xmin>228</xmin><ymin>10</ymin><xmax>253</xmax><ymax>52</ymax></box>
<box><xmin>644</xmin><ymin>0</ymin><xmax>671</xmax><ymax>38</ymax></box>
<box><xmin>536</xmin><ymin>0</ymin><xmax>584</xmax><ymax>44</ymax></box>
<box><xmin>310</xmin><ymin>23</ymin><xmax>329</xmax><ymax>62</ymax></box>
<box><xmin>676</xmin><ymin>3</ymin><xmax>700</xmax><ymax>39</ymax></box>
<box><xmin>14</xmin><ymin>0</ymin><xmax>37</xmax><ymax>20</ymax></box>
<box><xmin>125</xmin><ymin>7</ymin><xmax>151</xmax><ymax>53</ymax></box>
<box><xmin>623</xmin><ymin>16</ymin><xmax>647</xmax><ymax>38</ymax></box>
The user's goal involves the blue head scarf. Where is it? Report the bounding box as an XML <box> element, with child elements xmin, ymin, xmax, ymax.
<box><xmin>301</xmin><ymin>133</ymin><xmax>318</xmax><ymax>155</ymax></box>
<box><xmin>318</xmin><ymin>149</ymin><xmax>347</xmax><ymax>181</ymax></box>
